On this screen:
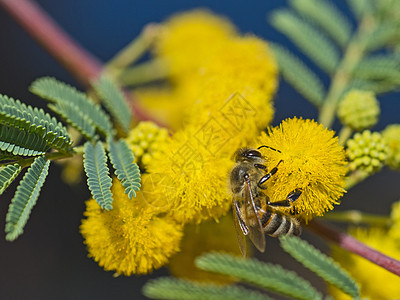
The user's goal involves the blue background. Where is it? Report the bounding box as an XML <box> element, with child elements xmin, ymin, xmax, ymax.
<box><xmin>0</xmin><ymin>1</ymin><xmax>399</xmax><ymax>299</ymax></box>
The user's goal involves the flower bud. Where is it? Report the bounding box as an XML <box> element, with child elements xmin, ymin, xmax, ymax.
<box><xmin>125</xmin><ymin>121</ymin><xmax>169</xmax><ymax>169</ymax></box>
<box><xmin>338</xmin><ymin>90</ymin><xmax>380</xmax><ymax>131</ymax></box>
<box><xmin>382</xmin><ymin>124</ymin><xmax>400</xmax><ymax>170</ymax></box>
<box><xmin>346</xmin><ymin>130</ymin><xmax>388</xmax><ymax>174</ymax></box>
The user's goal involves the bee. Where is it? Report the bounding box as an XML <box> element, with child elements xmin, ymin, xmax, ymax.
<box><xmin>230</xmin><ymin>146</ymin><xmax>302</xmax><ymax>256</ymax></box>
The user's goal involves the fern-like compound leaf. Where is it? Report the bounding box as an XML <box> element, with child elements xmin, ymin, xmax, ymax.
<box><xmin>92</xmin><ymin>75</ymin><xmax>132</xmax><ymax>134</ymax></box>
<box><xmin>347</xmin><ymin>0</ymin><xmax>374</xmax><ymax>20</ymax></box>
<box><xmin>346</xmin><ymin>78</ymin><xmax>398</xmax><ymax>95</ymax></box>
<box><xmin>0</xmin><ymin>94</ymin><xmax>72</xmax><ymax>152</ymax></box>
<box><xmin>0</xmin><ymin>163</ymin><xmax>21</xmax><ymax>195</ymax></box>
<box><xmin>353</xmin><ymin>59</ymin><xmax>400</xmax><ymax>83</ymax></box>
<box><xmin>196</xmin><ymin>252</ymin><xmax>322</xmax><ymax>300</ymax></box>
<box><xmin>143</xmin><ymin>277</ymin><xmax>272</xmax><ymax>300</ymax></box>
<box><xmin>83</xmin><ymin>141</ymin><xmax>113</xmax><ymax>210</ymax></box>
<box><xmin>280</xmin><ymin>236</ymin><xmax>360</xmax><ymax>299</ymax></box>
<box><xmin>270</xmin><ymin>43</ymin><xmax>325</xmax><ymax>107</ymax></box>
<box><xmin>357</xmin><ymin>54</ymin><xmax>400</xmax><ymax>70</ymax></box>
<box><xmin>48</xmin><ymin>102</ymin><xmax>96</xmax><ymax>140</ymax></box>
<box><xmin>108</xmin><ymin>138</ymin><xmax>141</xmax><ymax>199</ymax></box>
<box><xmin>30</xmin><ymin>77</ymin><xmax>113</xmax><ymax>137</ymax></box>
<box><xmin>5</xmin><ymin>156</ymin><xmax>50</xmax><ymax>241</ymax></box>
<box><xmin>269</xmin><ymin>9</ymin><xmax>340</xmax><ymax>74</ymax></box>
<box><xmin>0</xmin><ymin>150</ymin><xmax>19</xmax><ymax>161</ymax></box>
<box><xmin>0</xmin><ymin>125</ymin><xmax>50</xmax><ymax>156</ymax></box>
<box><xmin>290</xmin><ymin>0</ymin><xmax>352</xmax><ymax>48</ymax></box>
<box><xmin>363</xmin><ymin>24</ymin><xmax>400</xmax><ymax>52</ymax></box>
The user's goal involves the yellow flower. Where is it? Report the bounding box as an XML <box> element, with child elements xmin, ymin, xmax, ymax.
<box><xmin>330</xmin><ymin>227</ymin><xmax>400</xmax><ymax>299</ymax></box>
<box><xmin>155</xmin><ymin>9</ymin><xmax>237</xmax><ymax>79</ymax></box>
<box><xmin>182</xmin><ymin>35</ymin><xmax>278</xmax><ymax>137</ymax></box>
<box><xmin>258</xmin><ymin>118</ymin><xmax>347</xmax><ymax>220</ymax></box>
<box><xmin>133</xmin><ymin>87</ymin><xmax>186</xmax><ymax>130</ymax></box>
<box><xmin>136</xmin><ymin>10</ymin><xmax>278</xmax><ymax>133</ymax></box>
<box><xmin>80</xmin><ymin>179</ymin><xmax>183</xmax><ymax>275</ymax></box>
<box><xmin>145</xmin><ymin>125</ymin><xmax>233</xmax><ymax>224</ymax></box>
<box><xmin>168</xmin><ymin>214</ymin><xmax>242</xmax><ymax>284</ymax></box>
<box><xmin>135</xmin><ymin>10</ymin><xmax>279</xmax><ymax>224</ymax></box>
<box><xmin>142</xmin><ymin>89</ymin><xmax>276</xmax><ymax>224</ymax></box>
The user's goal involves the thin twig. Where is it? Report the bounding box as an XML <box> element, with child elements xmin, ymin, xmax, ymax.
<box><xmin>0</xmin><ymin>0</ymin><xmax>165</xmax><ymax>126</ymax></box>
<box><xmin>307</xmin><ymin>220</ymin><xmax>400</xmax><ymax>277</ymax></box>
<box><xmin>318</xmin><ymin>13</ymin><xmax>376</xmax><ymax>128</ymax></box>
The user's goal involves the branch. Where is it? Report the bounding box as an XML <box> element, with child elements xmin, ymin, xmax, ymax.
<box><xmin>307</xmin><ymin>220</ymin><xmax>400</xmax><ymax>277</ymax></box>
<box><xmin>318</xmin><ymin>13</ymin><xmax>376</xmax><ymax>128</ymax></box>
<box><xmin>0</xmin><ymin>0</ymin><xmax>164</xmax><ymax>126</ymax></box>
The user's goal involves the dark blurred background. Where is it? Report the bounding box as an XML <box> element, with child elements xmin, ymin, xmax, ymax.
<box><xmin>0</xmin><ymin>1</ymin><xmax>399</xmax><ymax>299</ymax></box>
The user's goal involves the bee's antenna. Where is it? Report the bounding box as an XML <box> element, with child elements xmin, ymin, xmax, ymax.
<box><xmin>257</xmin><ymin>145</ymin><xmax>281</xmax><ymax>153</ymax></box>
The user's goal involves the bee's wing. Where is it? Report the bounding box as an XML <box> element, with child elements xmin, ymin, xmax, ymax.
<box><xmin>242</xmin><ymin>180</ymin><xmax>266</xmax><ymax>253</ymax></box>
<box><xmin>233</xmin><ymin>198</ymin><xmax>247</xmax><ymax>257</ymax></box>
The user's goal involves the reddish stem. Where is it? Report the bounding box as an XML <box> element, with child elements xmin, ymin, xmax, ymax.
<box><xmin>0</xmin><ymin>0</ymin><xmax>163</xmax><ymax>125</ymax></box>
<box><xmin>308</xmin><ymin>220</ymin><xmax>400</xmax><ymax>277</ymax></box>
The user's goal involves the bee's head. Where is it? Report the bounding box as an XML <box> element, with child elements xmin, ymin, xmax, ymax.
<box><xmin>234</xmin><ymin>148</ymin><xmax>263</xmax><ymax>162</ymax></box>
<box><xmin>233</xmin><ymin>146</ymin><xmax>281</xmax><ymax>162</ymax></box>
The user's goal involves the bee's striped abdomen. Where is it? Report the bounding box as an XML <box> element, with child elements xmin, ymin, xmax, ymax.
<box><xmin>259</xmin><ymin>207</ymin><xmax>301</xmax><ymax>237</ymax></box>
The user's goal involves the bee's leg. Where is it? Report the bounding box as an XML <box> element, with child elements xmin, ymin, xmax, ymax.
<box><xmin>266</xmin><ymin>188</ymin><xmax>302</xmax><ymax>207</ymax></box>
<box><xmin>257</xmin><ymin>160</ymin><xmax>283</xmax><ymax>188</ymax></box>
<box><xmin>267</xmin><ymin>199</ymin><xmax>290</xmax><ymax>207</ymax></box>
<box><xmin>254</xmin><ymin>164</ymin><xmax>267</xmax><ymax>170</ymax></box>
<box><xmin>254</xmin><ymin>164</ymin><xmax>268</xmax><ymax>189</ymax></box>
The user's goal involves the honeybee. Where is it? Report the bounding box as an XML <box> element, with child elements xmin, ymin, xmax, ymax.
<box><xmin>230</xmin><ymin>146</ymin><xmax>302</xmax><ymax>256</ymax></box>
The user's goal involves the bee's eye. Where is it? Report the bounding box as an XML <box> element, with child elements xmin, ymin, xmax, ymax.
<box><xmin>244</xmin><ymin>150</ymin><xmax>262</xmax><ymax>158</ymax></box>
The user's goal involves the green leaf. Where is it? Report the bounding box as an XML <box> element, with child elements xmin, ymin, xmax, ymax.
<box><xmin>347</xmin><ymin>0</ymin><xmax>374</xmax><ymax>19</ymax></box>
<box><xmin>290</xmin><ymin>0</ymin><xmax>352</xmax><ymax>47</ymax></box>
<box><xmin>269</xmin><ymin>9</ymin><xmax>340</xmax><ymax>74</ymax></box>
<box><xmin>0</xmin><ymin>94</ymin><xmax>72</xmax><ymax>152</ymax></box>
<box><xmin>270</xmin><ymin>43</ymin><xmax>325</xmax><ymax>107</ymax></box>
<box><xmin>92</xmin><ymin>75</ymin><xmax>132</xmax><ymax>134</ymax></box>
<box><xmin>357</xmin><ymin>54</ymin><xmax>400</xmax><ymax>70</ymax></box>
<box><xmin>143</xmin><ymin>277</ymin><xmax>272</xmax><ymax>300</ymax></box>
<box><xmin>48</xmin><ymin>102</ymin><xmax>96</xmax><ymax>140</ymax></box>
<box><xmin>30</xmin><ymin>77</ymin><xmax>113</xmax><ymax>137</ymax></box>
<box><xmin>196</xmin><ymin>252</ymin><xmax>322</xmax><ymax>300</ymax></box>
<box><xmin>0</xmin><ymin>164</ymin><xmax>21</xmax><ymax>195</ymax></box>
<box><xmin>280</xmin><ymin>236</ymin><xmax>360</xmax><ymax>299</ymax></box>
<box><xmin>353</xmin><ymin>58</ymin><xmax>400</xmax><ymax>82</ymax></box>
<box><xmin>107</xmin><ymin>138</ymin><xmax>140</xmax><ymax>199</ymax></box>
<box><xmin>83</xmin><ymin>141</ymin><xmax>113</xmax><ymax>210</ymax></box>
<box><xmin>0</xmin><ymin>125</ymin><xmax>49</xmax><ymax>156</ymax></box>
<box><xmin>5</xmin><ymin>156</ymin><xmax>50</xmax><ymax>241</ymax></box>
<box><xmin>363</xmin><ymin>24</ymin><xmax>400</xmax><ymax>52</ymax></box>
<box><xmin>346</xmin><ymin>78</ymin><xmax>399</xmax><ymax>95</ymax></box>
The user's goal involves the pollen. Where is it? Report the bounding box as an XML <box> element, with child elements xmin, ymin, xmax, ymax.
<box><xmin>80</xmin><ymin>179</ymin><xmax>183</xmax><ymax>275</ymax></box>
<box><xmin>258</xmin><ymin>118</ymin><xmax>347</xmax><ymax>221</ymax></box>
